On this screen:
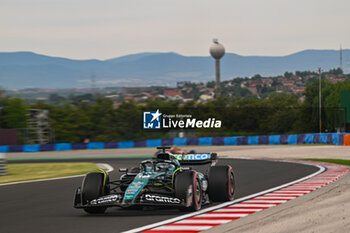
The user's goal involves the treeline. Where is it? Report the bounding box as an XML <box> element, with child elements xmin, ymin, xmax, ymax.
<box><xmin>0</xmin><ymin>78</ymin><xmax>350</xmax><ymax>144</ymax></box>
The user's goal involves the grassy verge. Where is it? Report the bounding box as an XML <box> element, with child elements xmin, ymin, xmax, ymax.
<box><xmin>303</xmin><ymin>159</ymin><xmax>350</xmax><ymax>166</ymax></box>
<box><xmin>6</xmin><ymin>155</ymin><xmax>154</xmax><ymax>161</ymax></box>
<box><xmin>0</xmin><ymin>162</ymin><xmax>99</xmax><ymax>184</ymax></box>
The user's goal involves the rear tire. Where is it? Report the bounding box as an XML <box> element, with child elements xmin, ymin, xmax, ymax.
<box><xmin>81</xmin><ymin>172</ymin><xmax>107</xmax><ymax>214</ymax></box>
<box><xmin>175</xmin><ymin>171</ymin><xmax>202</xmax><ymax>211</ymax></box>
<box><xmin>208</xmin><ymin>165</ymin><xmax>235</xmax><ymax>202</ymax></box>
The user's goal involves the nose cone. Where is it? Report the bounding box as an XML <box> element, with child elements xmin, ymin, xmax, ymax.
<box><xmin>210</xmin><ymin>41</ymin><xmax>225</xmax><ymax>59</ymax></box>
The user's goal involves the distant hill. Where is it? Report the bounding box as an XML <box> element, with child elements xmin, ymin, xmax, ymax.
<box><xmin>0</xmin><ymin>49</ymin><xmax>348</xmax><ymax>89</ymax></box>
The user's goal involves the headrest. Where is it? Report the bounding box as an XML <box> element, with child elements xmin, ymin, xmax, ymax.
<box><xmin>156</xmin><ymin>153</ymin><xmax>171</xmax><ymax>160</ymax></box>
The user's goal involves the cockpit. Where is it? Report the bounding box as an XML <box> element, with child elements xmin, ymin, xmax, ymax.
<box><xmin>141</xmin><ymin>151</ymin><xmax>180</xmax><ymax>173</ymax></box>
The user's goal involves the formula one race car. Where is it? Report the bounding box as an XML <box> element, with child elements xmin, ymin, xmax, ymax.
<box><xmin>74</xmin><ymin>146</ymin><xmax>235</xmax><ymax>213</ymax></box>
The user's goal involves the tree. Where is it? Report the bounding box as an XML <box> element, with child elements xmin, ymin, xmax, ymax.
<box><xmin>48</xmin><ymin>94</ymin><xmax>66</xmax><ymax>105</ymax></box>
<box><xmin>252</xmin><ymin>74</ymin><xmax>262</xmax><ymax>80</ymax></box>
<box><xmin>0</xmin><ymin>90</ymin><xmax>7</xmax><ymax>128</ymax></box>
<box><xmin>284</xmin><ymin>72</ymin><xmax>293</xmax><ymax>78</ymax></box>
<box><xmin>206</xmin><ymin>81</ymin><xmax>216</xmax><ymax>88</ymax></box>
<box><xmin>115</xmin><ymin>101</ymin><xmax>143</xmax><ymax>140</ymax></box>
<box><xmin>260</xmin><ymin>94</ymin><xmax>301</xmax><ymax>134</ymax></box>
<box><xmin>89</xmin><ymin>97</ymin><xmax>118</xmax><ymax>141</ymax></box>
<box><xmin>3</xmin><ymin>98</ymin><xmax>27</xmax><ymax>128</ymax></box>
<box><xmin>328</xmin><ymin>68</ymin><xmax>343</xmax><ymax>75</ymax></box>
<box><xmin>300</xmin><ymin>79</ymin><xmax>333</xmax><ymax>132</ymax></box>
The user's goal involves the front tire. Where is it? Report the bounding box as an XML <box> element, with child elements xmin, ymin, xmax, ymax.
<box><xmin>175</xmin><ymin>171</ymin><xmax>202</xmax><ymax>211</ymax></box>
<box><xmin>208</xmin><ymin>165</ymin><xmax>235</xmax><ymax>202</ymax></box>
<box><xmin>81</xmin><ymin>172</ymin><xmax>107</xmax><ymax>214</ymax></box>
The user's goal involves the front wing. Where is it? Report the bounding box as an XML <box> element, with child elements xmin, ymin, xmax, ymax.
<box><xmin>74</xmin><ymin>188</ymin><xmax>186</xmax><ymax>208</ymax></box>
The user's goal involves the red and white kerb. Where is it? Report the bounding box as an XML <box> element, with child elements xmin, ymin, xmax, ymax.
<box><xmin>142</xmin><ymin>161</ymin><xmax>349</xmax><ymax>233</ymax></box>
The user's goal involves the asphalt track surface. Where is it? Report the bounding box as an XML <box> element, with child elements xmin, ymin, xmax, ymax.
<box><xmin>0</xmin><ymin>158</ymin><xmax>319</xmax><ymax>233</ymax></box>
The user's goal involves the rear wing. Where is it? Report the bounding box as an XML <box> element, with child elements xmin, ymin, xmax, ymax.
<box><xmin>173</xmin><ymin>153</ymin><xmax>218</xmax><ymax>165</ymax></box>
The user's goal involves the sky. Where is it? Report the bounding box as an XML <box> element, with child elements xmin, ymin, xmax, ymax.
<box><xmin>0</xmin><ymin>0</ymin><xmax>349</xmax><ymax>60</ymax></box>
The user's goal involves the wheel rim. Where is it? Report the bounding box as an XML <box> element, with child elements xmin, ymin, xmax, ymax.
<box><xmin>228</xmin><ymin>167</ymin><xmax>234</xmax><ymax>200</ymax></box>
<box><xmin>195</xmin><ymin>179</ymin><xmax>201</xmax><ymax>204</ymax></box>
<box><xmin>186</xmin><ymin>185</ymin><xmax>193</xmax><ymax>207</ymax></box>
<box><xmin>229</xmin><ymin>172</ymin><xmax>234</xmax><ymax>194</ymax></box>
<box><xmin>192</xmin><ymin>173</ymin><xmax>201</xmax><ymax>210</ymax></box>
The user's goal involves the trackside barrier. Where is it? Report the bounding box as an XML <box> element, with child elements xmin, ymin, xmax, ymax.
<box><xmin>0</xmin><ymin>133</ymin><xmax>347</xmax><ymax>153</ymax></box>
<box><xmin>0</xmin><ymin>153</ymin><xmax>7</xmax><ymax>175</ymax></box>
<box><xmin>344</xmin><ymin>134</ymin><xmax>350</xmax><ymax>146</ymax></box>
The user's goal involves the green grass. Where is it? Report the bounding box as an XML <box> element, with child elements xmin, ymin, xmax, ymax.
<box><xmin>303</xmin><ymin>158</ymin><xmax>350</xmax><ymax>166</ymax></box>
<box><xmin>6</xmin><ymin>155</ymin><xmax>154</xmax><ymax>161</ymax></box>
<box><xmin>0</xmin><ymin>163</ymin><xmax>99</xmax><ymax>184</ymax></box>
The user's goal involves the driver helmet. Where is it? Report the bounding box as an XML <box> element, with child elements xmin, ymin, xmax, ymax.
<box><xmin>168</xmin><ymin>164</ymin><xmax>175</xmax><ymax>172</ymax></box>
<box><xmin>155</xmin><ymin>162</ymin><xmax>168</xmax><ymax>172</ymax></box>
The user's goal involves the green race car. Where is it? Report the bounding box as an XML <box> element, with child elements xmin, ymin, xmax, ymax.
<box><xmin>74</xmin><ymin>146</ymin><xmax>235</xmax><ymax>213</ymax></box>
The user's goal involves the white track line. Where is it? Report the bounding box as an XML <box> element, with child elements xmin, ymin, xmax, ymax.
<box><xmin>122</xmin><ymin>162</ymin><xmax>324</xmax><ymax>233</ymax></box>
<box><xmin>274</xmin><ymin>191</ymin><xmax>310</xmax><ymax>193</ymax></box>
<box><xmin>213</xmin><ymin>208</ymin><xmax>262</xmax><ymax>212</ymax></box>
<box><xmin>198</xmin><ymin>213</ymin><xmax>249</xmax><ymax>218</ymax></box>
<box><xmin>264</xmin><ymin>193</ymin><xmax>303</xmax><ymax>196</ymax></box>
<box><xmin>232</xmin><ymin>203</ymin><xmax>276</xmax><ymax>207</ymax></box>
<box><xmin>153</xmin><ymin>225</ymin><xmax>212</xmax><ymax>231</ymax></box>
<box><xmin>244</xmin><ymin>200</ymin><xmax>287</xmax><ymax>203</ymax></box>
<box><xmin>177</xmin><ymin>219</ymin><xmax>231</xmax><ymax>224</ymax></box>
<box><xmin>0</xmin><ymin>163</ymin><xmax>114</xmax><ymax>186</ymax></box>
<box><xmin>255</xmin><ymin>196</ymin><xmax>296</xmax><ymax>199</ymax></box>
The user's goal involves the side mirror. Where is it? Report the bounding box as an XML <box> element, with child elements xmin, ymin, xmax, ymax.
<box><xmin>119</xmin><ymin>168</ymin><xmax>128</xmax><ymax>173</ymax></box>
